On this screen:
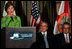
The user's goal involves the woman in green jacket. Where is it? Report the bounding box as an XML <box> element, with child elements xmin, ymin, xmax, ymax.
<box><xmin>1</xmin><ymin>2</ymin><xmax>21</xmax><ymax>29</ymax></box>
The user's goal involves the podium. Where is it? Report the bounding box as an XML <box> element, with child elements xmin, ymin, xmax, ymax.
<box><xmin>6</xmin><ymin>27</ymin><xmax>36</xmax><ymax>48</ymax></box>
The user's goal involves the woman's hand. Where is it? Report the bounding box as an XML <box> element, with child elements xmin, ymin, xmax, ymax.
<box><xmin>10</xmin><ymin>12</ymin><xmax>15</xmax><ymax>17</ymax></box>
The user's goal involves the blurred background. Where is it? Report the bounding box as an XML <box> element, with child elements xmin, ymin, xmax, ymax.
<box><xmin>1</xmin><ymin>1</ymin><xmax>71</xmax><ymax>27</ymax></box>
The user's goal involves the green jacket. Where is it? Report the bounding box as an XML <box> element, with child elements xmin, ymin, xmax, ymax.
<box><xmin>1</xmin><ymin>15</ymin><xmax>21</xmax><ymax>29</ymax></box>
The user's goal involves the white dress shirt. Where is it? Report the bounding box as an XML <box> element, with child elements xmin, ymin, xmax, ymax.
<box><xmin>41</xmin><ymin>31</ymin><xmax>47</xmax><ymax>37</ymax></box>
<box><xmin>64</xmin><ymin>33</ymin><xmax>70</xmax><ymax>43</ymax></box>
<box><xmin>41</xmin><ymin>31</ymin><xmax>49</xmax><ymax>48</ymax></box>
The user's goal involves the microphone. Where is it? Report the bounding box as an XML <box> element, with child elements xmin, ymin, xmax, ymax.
<box><xmin>11</xmin><ymin>15</ymin><xmax>13</xmax><ymax>21</ymax></box>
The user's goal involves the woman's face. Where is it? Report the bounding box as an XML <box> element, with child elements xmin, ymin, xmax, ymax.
<box><xmin>7</xmin><ymin>5</ymin><xmax>14</xmax><ymax>15</ymax></box>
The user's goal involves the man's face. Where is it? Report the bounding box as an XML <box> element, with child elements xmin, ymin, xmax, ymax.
<box><xmin>63</xmin><ymin>24</ymin><xmax>70</xmax><ymax>34</ymax></box>
<box><xmin>40</xmin><ymin>22</ymin><xmax>48</xmax><ymax>32</ymax></box>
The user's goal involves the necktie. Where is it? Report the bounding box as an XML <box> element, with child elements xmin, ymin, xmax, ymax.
<box><xmin>43</xmin><ymin>34</ymin><xmax>49</xmax><ymax>48</ymax></box>
<box><xmin>66</xmin><ymin>34</ymin><xmax>68</xmax><ymax>43</ymax></box>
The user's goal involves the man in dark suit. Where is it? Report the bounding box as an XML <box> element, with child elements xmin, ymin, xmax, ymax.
<box><xmin>31</xmin><ymin>22</ymin><xmax>55</xmax><ymax>48</ymax></box>
<box><xmin>55</xmin><ymin>22</ymin><xmax>71</xmax><ymax>48</ymax></box>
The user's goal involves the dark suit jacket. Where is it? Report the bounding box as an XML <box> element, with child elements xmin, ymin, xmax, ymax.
<box><xmin>55</xmin><ymin>33</ymin><xmax>72</xmax><ymax>48</ymax></box>
<box><xmin>31</xmin><ymin>30</ymin><xmax>55</xmax><ymax>48</ymax></box>
<box><xmin>1</xmin><ymin>28</ymin><xmax>6</xmax><ymax>48</ymax></box>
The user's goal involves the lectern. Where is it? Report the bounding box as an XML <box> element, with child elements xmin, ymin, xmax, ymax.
<box><xmin>6</xmin><ymin>27</ymin><xmax>36</xmax><ymax>48</ymax></box>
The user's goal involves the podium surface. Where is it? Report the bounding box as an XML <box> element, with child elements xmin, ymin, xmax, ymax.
<box><xmin>6</xmin><ymin>27</ymin><xmax>36</xmax><ymax>48</ymax></box>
